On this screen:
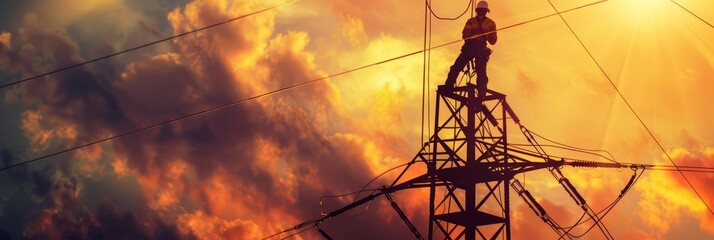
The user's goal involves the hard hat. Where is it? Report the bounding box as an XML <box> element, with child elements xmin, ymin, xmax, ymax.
<box><xmin>476</xmin><ymin>0</ymin><xmax>489</xmax><ymax>11</ymax></box>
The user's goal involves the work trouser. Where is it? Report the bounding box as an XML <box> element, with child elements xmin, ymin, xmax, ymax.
<box><xmin>445</xmin><ymin>40</ymin><xmax>491</xmax><ymax>98</ymax></box>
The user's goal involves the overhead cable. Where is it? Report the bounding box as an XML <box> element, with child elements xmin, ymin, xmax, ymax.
<box><xmin>421</xmin><ymin>0</ymin><xmax>429</xmax><ymax>145</ymax></box>
<box><xmin>0</xmin><ymin>0</ymin><xmax>300</xmax><ymax>90</ymax></box>
<box><xmin>427</xmin><ymin>0</ymin><xmax>473</xmax><ymax>20</ymax></box>
<box><xmin>669</xmin><ymin>0</ymin><xmax>714</xmax><ymax>29</ymax></box>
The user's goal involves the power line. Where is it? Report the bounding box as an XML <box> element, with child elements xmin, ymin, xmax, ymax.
<box><xmin>349</xmin><ymin>162</ymin><xmax>410</xmax><ymax>206</ymax></box>
<box><xmin>262</xmin><ymin>215</ymin><xmax>325</xmax><ymax>240</ymax></box>
<box><xmin>544</xmin><ymin>2</ymin><xmax>612</xmax><ymax>239</ymax></box>
<box><xmin>0</xmin><ymin>0</ymin><xmax>299</xmax><ymax>90</ymax></box>
<box><xmin>421</xmin><ymin>0</ymin><xmax>428</xmax><ymax>146</ymax></box>
<box><xmin>669</xmin><ymin>0</ymin><xmax>714</xmax><ymax>29</ymax></box>
<box><xmin>278</xmin><ymin>225</ymin><xmax>312</xmax><ymax>240</ymax></box>
<box><xmin>270</xmin><ymin>160</ymin><xmax>415</xmax><ymax>239</ymax></box>
<box><xmin>545</xmin><ymin>0</ymin><xmax>714</xmax><ymax>217</ymax></box>
<box><xmin>510</xmin><ymin>142</ymin><xmax>616</xmax><ymax>163</ymax></box>
<box><xmin>427</xmin><ymin>0</ymin><xmax>473</xmax><ymax>20</ymax></box>
<box><xmin>434</xmin><ymin>0</ymin><xmax>608</xmax><ymax>49</ymax></box>
<box><xmin>319</xmin><ymin>188</ymin><xmax>380</xmax><ymax>217</ymax></box>
<box><xmin>561</xmin><ymin>167</ymin><xmax>644</xmax><ymax>239</ymax></box>
<box><xmin>528</xmin><ymin>130</ymin><xmax>617</xmax><ymax>162</ymax></box>
<box><xmin>319</xmin><ymin>162</ymin><xmax>412</xmax><ymax>218</ymax></box>
<box><xmin>0</xmin><ymin>0</ymin><xmax>610</xmax><ymax>172</ymax></box>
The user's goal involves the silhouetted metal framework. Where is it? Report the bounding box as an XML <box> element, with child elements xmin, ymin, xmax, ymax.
<box><xmin>389</xmin><ymin>83</ymin><xmax>553</xmax><ymax>240</ymax></box>
<box><xmin>386</xmin><ymin>82</ymin><xmax>614</xmax><ymax>239</ymax></box>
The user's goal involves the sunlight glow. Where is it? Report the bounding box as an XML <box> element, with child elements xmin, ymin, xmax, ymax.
<box><xmin>623</xmin><ymin>0</ymin><xmax>670</xmax><ymax>21</ymax></box>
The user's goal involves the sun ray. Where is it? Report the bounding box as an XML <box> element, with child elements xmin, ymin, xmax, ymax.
<box><xmin>601</xmin><ymin>12</ymin><xmax>641</xmax><ymax>150</ymax></box>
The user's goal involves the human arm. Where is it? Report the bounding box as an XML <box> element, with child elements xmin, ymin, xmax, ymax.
<box><xmin>487</xmin><ymin>20</ymin><xmax>497</xmax><ymax>45</ymax></box>
<box><xmin>462</xmin><ymin>19</ymin><xmax>476</xmax><ymax>39</ymax></box>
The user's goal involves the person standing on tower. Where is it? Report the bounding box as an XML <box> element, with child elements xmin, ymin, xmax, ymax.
<box><xmin>444</xmin><ymin>0</ymin><xmax>497</xmax><ymax>97</ymax></box>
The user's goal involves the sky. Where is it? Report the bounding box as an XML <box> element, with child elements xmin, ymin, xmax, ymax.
<box><xmin>0</xmin><ymin>0</ymin><xmax>713</xmax><ymax>239</ymax></box>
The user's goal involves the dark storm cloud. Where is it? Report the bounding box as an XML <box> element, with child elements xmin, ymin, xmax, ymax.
<box><xmin>0</xmin><ymin>23</ymin><xmax>132</xmax><ymax>142</ymax></box>
<box><xmin>23</xmin><ymin>198</ymin><xmax>192</xmax><ymax>240</ymax></box>
<box><xmin>0</xmin><ymin>0</ymin><xmax>423</xmax><ymax>239</ymax></box>
<box><xmin>0</xmin><ymin>148</ymin><xmax>13</xmax><ymax>167</ymax></box>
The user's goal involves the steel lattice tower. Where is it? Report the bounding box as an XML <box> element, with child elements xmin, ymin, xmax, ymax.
<box><xmin>391</xmin><ymin>80</ymin><xmax>594</xmax><ymax>239</ymax></box>
<box><xmin>283</xmin><ymin>83</ymin><xmax>621</xmax><ymax>240</ymax></box>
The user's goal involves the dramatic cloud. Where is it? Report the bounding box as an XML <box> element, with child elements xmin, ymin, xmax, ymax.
<box><xmin>636</xmin><ymin>147</ymin><xmax>714</xmax><ymax>238</ymax></box>
<box><xmin>1</xmin><ymin>0</ymin><xmax>713</xmax><ymax>239</ymax></box>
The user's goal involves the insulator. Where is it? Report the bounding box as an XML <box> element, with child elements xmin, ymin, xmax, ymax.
<box><xmin>524</xmin><ymin>190</ymin><xmax>547</xmax><ymax>217</ymax></box>
<box><xmin>562</xmin><ymin>178</ymin><xmax>587</xmax><ymax>207</ymax></box>
<box><xmin>316</xmin><ymin>225</ymin><xmax>333</xmax><ymax>240</ymax></box>
<box><xmin>511</xmin><ymin>179</ymin><xmax>525</xmax><ymax>193</ymax></box>
<box><xmin>571</xmin><ymin>160</ymin><xmax>596</xmax><ymax>168</ymax></box>
<box><xmin>620</xmin><ymin>173</ymin><xmax>636</xmax><ymax>197</ymax></box>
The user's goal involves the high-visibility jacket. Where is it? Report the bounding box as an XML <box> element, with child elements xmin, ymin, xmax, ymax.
<box><xmin>462</xmin><ymin>16</ymin><xmax>497</xmax><ymax>45</ymax></box>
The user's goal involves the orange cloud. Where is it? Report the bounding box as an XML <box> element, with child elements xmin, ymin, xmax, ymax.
<box><xmin>0</xmin><ymin>31</ymin><xmax>10</xmax><ymax>68</ymax></box>
<box><xmin>636</xmin><ymin>147</ymin><xmax>714</xmax><ymax>237</ymax></box>
<box><xmin>20</xmin><ymin>110</ymin><xmax>77</xmax><ymax>153</ymax></box>
<box><xmin>178</xmin><ymin>211</ymin><xmax>262</xmax><ymax>240</ymax></box>
<box><xmin>340</xmin><ymin>14</ymin><xmax>368</xmax><ymax>48</ymax></box>
<box><xmin>511</xmin><ymin>198</ymin><xmax>573</xmax><ymax>239</ymax></box>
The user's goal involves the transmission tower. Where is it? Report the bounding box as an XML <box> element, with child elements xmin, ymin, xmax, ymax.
<box><xmin>387</xmin><ymin>83</ymin><xmax>595</xmax><ymax>240</ymax></box>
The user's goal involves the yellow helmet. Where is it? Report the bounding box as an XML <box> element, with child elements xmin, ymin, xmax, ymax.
<box><xmin>476</xmin><ymin>0</ymin><xmax>490</xmax><ymax>11</ymax></box>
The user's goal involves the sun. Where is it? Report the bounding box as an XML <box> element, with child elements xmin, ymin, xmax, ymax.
<box><xmin>616</xmin><ymin>0</ymin><xmax>670</xmax><ymax>23</ymax></box>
